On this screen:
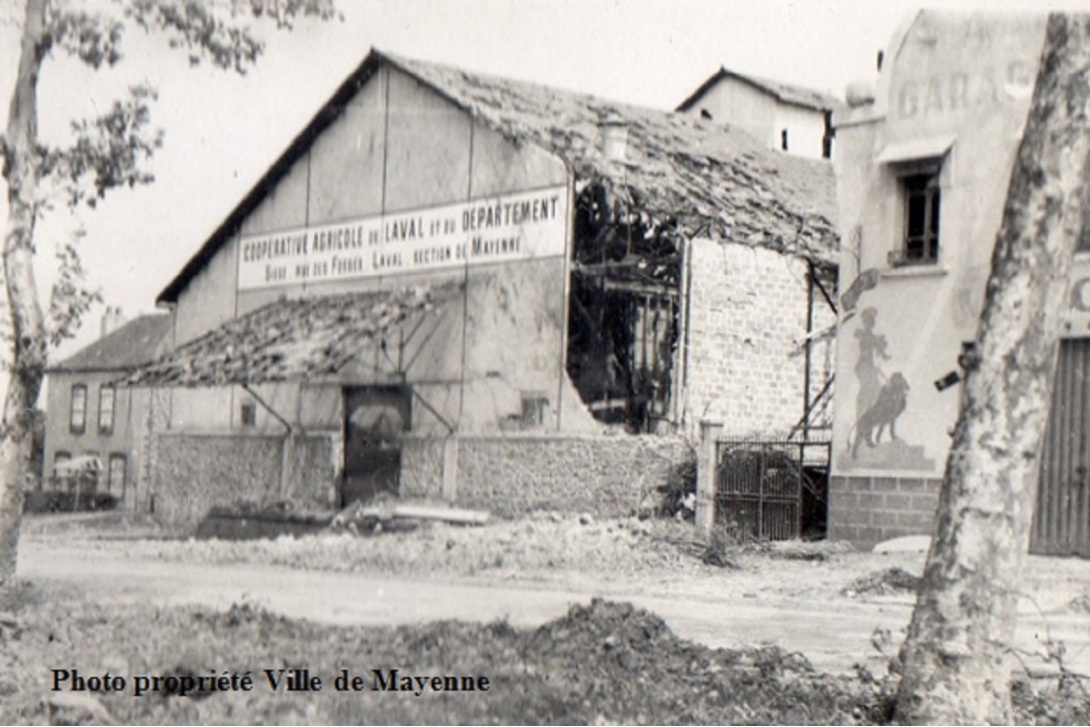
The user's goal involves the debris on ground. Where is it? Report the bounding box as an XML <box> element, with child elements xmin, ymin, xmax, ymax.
<box><xmin>842</xmin><ymin>567</ymin><xmax>922</xmax><ymax>598</ymax></box>
<box><xmin>769</xmin><ymin>539</ymin><xmax>854</xmax><ymax>562</ymax></box>
<box><xmin>394</xmin><ymin>503</ymin><xmax>489</xmax><ymax>526</ymax></box>
<box><xmin>700</xmin><ymin>527</ymin><xmax>743</xmax><ymax>569</ymax></box>
<box><xmin>105</xmin><ymin>511</ymin><xmax>700</xmax><ymax>579</ymax></box>
<box><xmin>872</xmin><ymin>535</ymin><xmax>930</xmax><ymax>554</ymax></box>
<box><xmin>330</xmin><ymin>494</ymin><xmax>488</xmax><ymax>535</ymax></box>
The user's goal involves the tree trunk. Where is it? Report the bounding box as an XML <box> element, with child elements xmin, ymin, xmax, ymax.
<box><xmin>0</xmin><ymin>0</ymin><xmax>49</xmax><ymax>588</ymax></box>
<box><xmin>895</xmin><ymin>13</ymin><xmax>1090</xmax><ymax>725</ymax></box>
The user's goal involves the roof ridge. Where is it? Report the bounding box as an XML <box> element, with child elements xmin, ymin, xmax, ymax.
<box><xmin>157</xmin><ymin>49</ymin><xmax>839</xmax><ymax>305</ymax></box>
<box><xmin>51</xmin><ymin>313</ymin><xmax>173</xmax><ymax>373</ymax></box>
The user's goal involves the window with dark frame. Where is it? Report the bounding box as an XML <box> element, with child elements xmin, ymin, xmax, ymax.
<box><xmin>107</xmin><ymin>453</ymin><xmax>126</xmax><ymax>496</ymax></box>
<box><xmin>70</xmin><ymin>384</ymin><xmax>87</xmax><ymax>434</ymax></box>
<box><xmin>98</xmin><ymin>385</ymin><xmax>115</xmax><ymax>434</ymax></box>
<box><xmin>902</xmin><ymin>171</ymin><xmax>941</xmax><ymax>264</ymax></box>
<box><xmin>240</xmin><ymin>401</ymin><xmax>257</xmax><ymax>427</ymax></box>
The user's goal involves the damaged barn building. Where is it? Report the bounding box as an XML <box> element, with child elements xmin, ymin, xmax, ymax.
<box><xmin>125</xmin><ymin>50</ymin><xmax>838</xmax><ymax>527</ymax></box>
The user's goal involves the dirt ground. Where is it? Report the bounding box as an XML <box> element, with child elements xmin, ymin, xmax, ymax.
<box><xmin>19</xmin><ymin>510</ymin><xmax>1090</xmax><ymax>682</ymax></box>
<box><xmin>7</xmin><ymin>511</ymin><xmax>1090</xmax><ymax>725</ymax></box>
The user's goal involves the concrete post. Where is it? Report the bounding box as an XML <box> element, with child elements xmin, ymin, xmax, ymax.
<box><xmin>696</xmin><ymin>420</ymin><xmax>723</xmax><ymax>538</ymax></box>
<box><xmin>441</xmin><ymin>435</ymin><xmax>459</xmax><ymax>502</ymax></box>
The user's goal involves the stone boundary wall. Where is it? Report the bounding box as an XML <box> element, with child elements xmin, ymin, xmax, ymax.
<box><xmin>828</xmin><ymin>474</ymin><xmax>941</xmax><ymax>547</ymax></box>
<box><xmin>401</xmin><ymin>434</ymin><xmax>694</xmax><ymax>518</ymax></box>
<box><xmin>150</xmin><ymin>430</ymin><xmax>693</xmax><ymax>529</ymax></box>
<box><xmin>151</xmin><ymin>431</ymin><xmax>336</xmax><ymax>529</ymax></box>
<box><xmin>400</xmin><ymin>437</ymin><xmax>446</xmax><ymax>499</ymax></box>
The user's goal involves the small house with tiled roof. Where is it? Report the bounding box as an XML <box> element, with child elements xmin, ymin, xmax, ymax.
<box><xmin>677</xmin><ymin>66</ymin><xmax>842</xmax><ymax>160</ymax></box>
<box><xmin>125</xmin><ymin>49</ymin><xmax>839</xmax><ymax>528</ymax></box>
<box><xmin>43</xmin><ymin>310</ymin><xmax>172</xmax><ymax>509</ymax></box>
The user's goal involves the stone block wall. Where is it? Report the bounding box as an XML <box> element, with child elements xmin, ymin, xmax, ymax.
<box><xmin>399</xmin><ymin>437</ymin><xmax>446</xmax><ymax>499</ymax></box>
<box><xmin>151</xmin><ymin>431</ymin><xmax>336</xmax><ymax>529</ymax></box>
<box><xmin>685</xmin><ymin>239</ymin><xmax>836</xmax><ymax>437</ymax></box>
<box><xmin>148</xmin><ymin>426</ymin><xmax>692</xmax><ymax>528</ymax></box>
<box><xmin>828</xmin><ymin>474</ymin><xmax>941</xmax><ymax>547</ymax></box>
<box><xmin>402</xmin><ymin>434</ymin><xmax>694</xmax><ymax>518</ymax></box>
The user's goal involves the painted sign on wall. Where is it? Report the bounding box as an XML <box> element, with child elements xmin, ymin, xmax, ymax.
<box><xmin>888</xmin><ymin>13</ymin><xmax>1043</xmax><ymax>124</ymax></box>
<box><xmin>1063</xmin><ymin>263</ymin><xmax>1090</xmax><ymax>339</ymax></box>
<box><xmin>237</xmin><ymin>185</ymin><xmax>568</xmax><ymax>291</ymax></box>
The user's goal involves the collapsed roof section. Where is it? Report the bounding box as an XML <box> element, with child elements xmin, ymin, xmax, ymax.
<box><xmin>384</xmin><ymin>52</ymin><xmax>839</xmax><ymax>265</ymax></box>
<box><xmin>125</xmin><ymin>285</ymin><xmax>459</xmax><ymax>387</ymax></box>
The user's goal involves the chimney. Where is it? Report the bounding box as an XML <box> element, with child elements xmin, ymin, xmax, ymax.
<box><xmin>845</xmin><ymin>80</ymin><xmax>876</xmax><ymax>108</ymax></box>
<box><xmin>600</xmin><ymin>112</ymin><xmax>629</xmax><ymax>165</ymax></box>
<box><xmin>101</xmin><ymin>306</ymin><xmax>125</xmax><ymax>338</ymax></box>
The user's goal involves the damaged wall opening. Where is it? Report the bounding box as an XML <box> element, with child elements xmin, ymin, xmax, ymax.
<box><xmin>567</xmin><ymin>182</ymin><xmax>682</xmax><ymax>433</ymax></box>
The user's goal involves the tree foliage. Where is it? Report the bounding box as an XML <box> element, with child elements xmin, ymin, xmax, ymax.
<box><xmin>0</xmin><ymin>0</ymin><xmax>339</xmax><ymax>586</ymax></box>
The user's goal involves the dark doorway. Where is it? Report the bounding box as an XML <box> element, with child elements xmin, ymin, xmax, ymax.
<box><xmin>342</xmin><ymin>386</ymin><xmax>411</xmax><ymax>507</ymax></box>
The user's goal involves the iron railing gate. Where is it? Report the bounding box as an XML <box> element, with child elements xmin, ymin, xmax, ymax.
<box><xmin>714</xmin><ymin>439</ymin><xmax>831</xmax><ymax>541</ymax></box>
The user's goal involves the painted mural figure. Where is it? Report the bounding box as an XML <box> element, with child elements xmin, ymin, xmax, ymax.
<box><xmin>851</xmin><ymin>372</ymin><xmax>910</xmax><ymax>457</ymax></box>
<box><xmin>853</xmin><ymin>307</ymin><xmax>890</xmax><ymax>416</ymax></box>
<box><xmin>840</xmin><ymin>306</ymin><xmax>935</xmax><ymax>471</ymax></box>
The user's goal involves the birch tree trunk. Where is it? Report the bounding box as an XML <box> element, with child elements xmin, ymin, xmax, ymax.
<box><xmin>0</xmin><ymin>0</ymin><xmax>49</xmax><ymax>587</ymax></box>
<box><xmin>895</xmin><ymin>13</ymin><xmax>1090</xmax><ymax>724</ymax></box>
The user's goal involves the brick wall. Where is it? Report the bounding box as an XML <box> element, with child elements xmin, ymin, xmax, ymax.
<box><xmin>828</xmin><ymin>474</ymin><xmax>941</xmax><ymax>547</ymax></box>
<box><xmin>151</xmin><ymin>432</ymin><xmax>336</xmax><ymax>529</ymax></box>
<box><xmin>685</xmin><ymin>239</ymin><xmax>836</xmax><ymax>437</ymax></box>
<box><xmin>403</xmin><ymin>434</ymin><xmax>694</xmax><ymax>519</ymax></box>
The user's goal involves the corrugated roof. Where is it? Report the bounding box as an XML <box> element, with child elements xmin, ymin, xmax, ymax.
<box><xmin>50</xmin><ymin>314</ymin><xmax>173</xmax><ymax>373</ymax></box>
<box><xmin>677</xmin><ymin>66</ymin><xmax>844</xmax><ymax>114</ymax></box>
<box><xmin>125</xmin><ymin>284</ymin><xmax>458</xmax><ymax>387</ymax></box>
<box><xmin>158</xmin><ymin>49</ymin><xmax>839</xmax><ymax>305</ymax></box>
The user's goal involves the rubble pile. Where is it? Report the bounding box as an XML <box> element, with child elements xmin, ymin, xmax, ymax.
<box><xmin>841</xmin><ymin>568</ymin><xmax>921</xmax><ymax>598</ymax></box>
<box><xmin>129</xmin><ymin>511</ymin><xmax>697</xmax><ymax>579</ymax></box>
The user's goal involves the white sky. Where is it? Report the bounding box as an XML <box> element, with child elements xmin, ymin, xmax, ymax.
<box><xmin>2</xmin><ymin>0</ymin><xmax>1090</xmax><ymax>365</ymax></box>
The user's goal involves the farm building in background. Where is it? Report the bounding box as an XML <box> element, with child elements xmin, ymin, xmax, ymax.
<box><xmin>120</xmin><ymin>49</ymin><xmax>839</xmax><ymax>528</ymax></box>
<box><xmin>677</xmin><ymin>67</ymin><xmax>841</xmax><ymax>160</ymax></box>
<box><xmin>42</xmin><ymin>310</ymin><xmax>172</xmax><ymax>510</ymax></box>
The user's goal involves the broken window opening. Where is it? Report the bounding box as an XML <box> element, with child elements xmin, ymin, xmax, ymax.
<box><xmin>567</xmin><ymin>183</ymin><xmax>681</xmax><ymax>433</ymax></box>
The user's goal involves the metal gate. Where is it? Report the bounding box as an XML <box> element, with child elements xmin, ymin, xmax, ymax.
<box><xmin>714</xmin><ymin>439</ymin><xmax>831</xmax><ymax>541</ymax></box>
<box><xmin>1032</xmin><ymin>338</ymin><xmax>1090</xmax><ymax>556</ymax></box>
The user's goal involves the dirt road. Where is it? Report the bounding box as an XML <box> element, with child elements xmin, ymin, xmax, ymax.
<box><xmin>19</xmin><ymin>537</ymin><xmax>1090</xmax><ymax>677</ymax></box>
